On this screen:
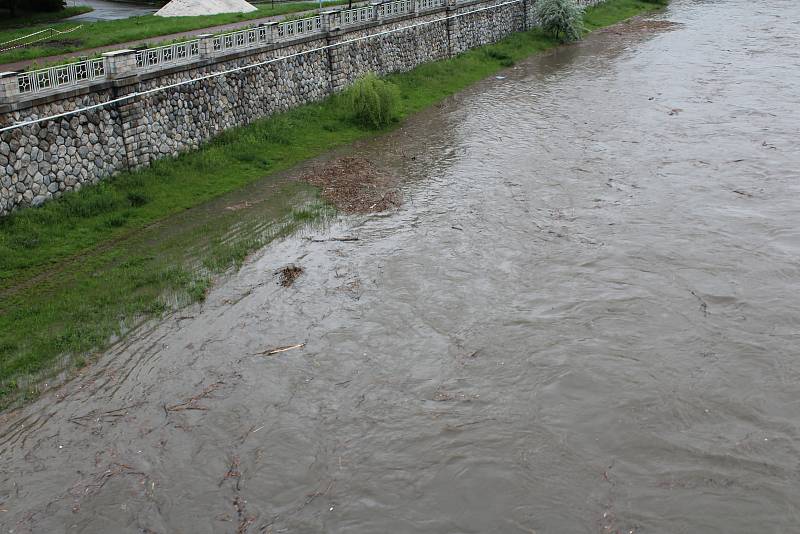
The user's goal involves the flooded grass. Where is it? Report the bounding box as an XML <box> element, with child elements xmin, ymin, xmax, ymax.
<box><xmin>583</xmin><ymin>0</ymin><xmax>666</xmax><ymax>31</ymax></box>
<box><xmin>0</xmin><ymin>0</ymin><xmax>666</xmax><ymax>408</ymax></box>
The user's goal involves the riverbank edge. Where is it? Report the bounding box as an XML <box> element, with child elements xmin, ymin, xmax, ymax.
<box><xmin>0</xmin><ymin>0</ymin><xmax>667</xmax><ymax>409</ymax></box>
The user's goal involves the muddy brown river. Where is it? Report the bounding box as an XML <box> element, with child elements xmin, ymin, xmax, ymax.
<box><xmin>2</xmin><ymin>0</ymin><xmax>800</xmax><ymax>532</ymax></box>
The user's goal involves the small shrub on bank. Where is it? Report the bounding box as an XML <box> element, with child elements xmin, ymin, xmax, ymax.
<box><xmin>533</xmin><ymin>0</ymin><xmax>585</xmax><ymax>42</ymax></box>
<box><xmin>642</xmin><ymin>0</ymin><xmax>669</xmax><ymax>5</ymax></box>
<box><xmin>342</xmin><ymin>73</ymin><xmax>401</xmax><ymax>129</ymax></box>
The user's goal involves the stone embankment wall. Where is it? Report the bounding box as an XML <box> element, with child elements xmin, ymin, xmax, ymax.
<box><xmin>0</xmin><ymin>0</ymin><xmax>604</xmax><ymax>216</ymax></box>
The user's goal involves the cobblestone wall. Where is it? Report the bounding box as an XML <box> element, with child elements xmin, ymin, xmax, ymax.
<box><xmin>120</xmin><ymin>39</ymin><xmax>331</xmax><ymax>169</ymax></box>
<box><xmin>0</xmin><ymin>92</ymin><xmax>125</xmax><ymax>210</ymax></box>
<box><xmin>0</xmin><ymin>0</ymin><xmax>595</xmax><ymax>216</ymax></box>
<box><xmin>328</xmin><ymin>11</ymin><xmax>450</xmax><ymax>91</ymax></box>
<box><xmin>449</xmin><ymin>0</ymin><xmax>525</xmax><ymax>55</ymax></box>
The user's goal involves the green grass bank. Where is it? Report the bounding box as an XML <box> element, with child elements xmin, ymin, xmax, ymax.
<box><xmin>0</xmin><ymin>0</ymin><xmax>666</xmax><ymax>408</ymax></box>
<box><xmin>0</xmin><ymin>1</ymin><xmax>350</xmax><ymax>66</ymax></box>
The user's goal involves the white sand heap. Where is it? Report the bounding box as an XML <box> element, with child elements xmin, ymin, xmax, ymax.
<box><xmin>155</xmin><ymin>0</ymin><xmax>258</xmax><ymax>17</ymax></box>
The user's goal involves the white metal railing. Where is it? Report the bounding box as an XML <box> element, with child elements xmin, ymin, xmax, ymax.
<box><xmin>4</xmin><ymin>0</ymin><xmax>525</xmax><ymax>110</ymax></box>
<box><xmin>337</xmin><ymin>6</ymin><xmax>375</xmax><ymax>27</ymax></box>
<box><xmin>212</xmin><ymin>26</ymin><xmax>269</xmax><ymax>53</ymax></box>
<box><xmin>11</xmin><ymin>0</ymin><xmax>458</xmax><ymax>98</ymax></box>
<box><xmin>136</xmin><ymin>39</ymin><xmax>200</xmax><ymax>69</ymax></box>
<box><xmin>275</xmin><ymin>15</ymin><xmax>323</xmax><ymax>41</ymax></box>
<box><xmin>417</xmin><ymin>0</ymin><xmax>446</xmax><ymax>11</ymax></box>
<box><xmin>377</xmin><ymin>0</ymin><xmax>414</xmax><ymax>19</ymax></box>
<box><xmin>17</xmin><ymin>58</ymin><xmax>105</xmax><ymax>95</ymax></box>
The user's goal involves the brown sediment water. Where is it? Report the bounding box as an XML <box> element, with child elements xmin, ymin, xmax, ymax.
<box><xmin>2</xmin><ymin>0</ymin><xmax>800</xmax><ymax>531</ymax></box>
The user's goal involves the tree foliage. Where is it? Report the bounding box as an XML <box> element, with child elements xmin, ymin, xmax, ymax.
<box><xmin>2</xmin><ymin>0</ymin><xmax>65</xmax><ymax>16</ymax></box>
<box><xmin>533</xmin><ymin>0</ymin><xmax>585</xmax><ymax>42</ymax></box>
<box><xmin>342</xmin><ymin>73</ymin><xmax>401</xmax><ymax>129</ymax></box>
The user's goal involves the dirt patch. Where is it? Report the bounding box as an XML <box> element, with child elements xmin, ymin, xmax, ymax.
<box><xmin>300</xmin><ymin>157</ymin><xmax>402</xmax><ymax>213</ymax></box>
<box><xmin>276</xmin><ymin>264</ymin><xmax>303</xmax><ymax>287</ymax></box>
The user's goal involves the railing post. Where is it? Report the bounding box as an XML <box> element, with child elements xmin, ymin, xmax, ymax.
<box><xmin>0</xmin><ymin>72</ymin><xmax>20</xmax><ymax>103</ymax></box>
<box><xmin>102</xmin><ymin>49</ymin><xmax>138</xmax><ymax>79</ymax></box>
<box><xmin>266</xmin><ymin>21</ymin><xmax>279</xmax><ymax>43</ymax></box>
<box><xmin>320</xmin><ymin>10</ymin><xmax>339</xmax><ymax>32</ymax></box>
<box><xmin>371</xmin><ymin>1</ymin><xmax>383</xmax><ymax>21</ymax></box>
<box><xmin>197</xmin><ymin>33</ymin><xmax>216</xmax><ymax>59</ymax></box>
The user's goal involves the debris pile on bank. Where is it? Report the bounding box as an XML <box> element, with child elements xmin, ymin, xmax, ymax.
<box><xmin>300</xmin><ymin>157</ymin><xmax>401</xmax><ymax>213</ymax></box>
<box><xmin>276</xmin><ymin>264</ymin><xmax>303</xmax><ymax>287</ymax></box>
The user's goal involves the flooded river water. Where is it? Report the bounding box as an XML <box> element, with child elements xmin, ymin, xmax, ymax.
<box><xmin>2</xmin><ymin>0</ymin><xmax>800</xmax><ymax>532</ymax></box>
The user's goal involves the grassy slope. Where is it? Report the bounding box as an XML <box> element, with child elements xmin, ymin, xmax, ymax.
<box><xmin>0</xmin><ymin>2</ymin><xmax>349</xmax><ymax>66</ymax></box>
<box><xmin>0</xmin><ymin>0</ymin><xmax>664</xmax><ymax>407</ymax></box>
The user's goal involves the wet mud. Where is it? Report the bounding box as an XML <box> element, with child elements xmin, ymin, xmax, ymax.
<box><xmin>3</xmin><ymin>0</ymin><xmax>800</xmax><ymax>532</ymax></box>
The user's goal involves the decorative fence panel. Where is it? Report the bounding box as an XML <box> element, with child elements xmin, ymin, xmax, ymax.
<box><xmin>417</xmin><ymin>0</ymin><xmax>446</xmax><ymax>11</ymax></box>
<box><xmin>212</xmin><ymin>27</ymin><xmax>269</xmax><ymax>54</ymax></box>
<box><xmin>17</xmin><ymin>58</ymin><xmax>105</xmax><ymax>95</ymax></box>
<box><xmin>337</xmin><ymin>6</ymin><xmax>376</xmax><ymax>27</ymax></box>
<box><xmin>377</xmin><ymin>0</ymin><xmax>414</xmax><ymax>18</ymax></box>
<box><xmin>136</xmin><ymin>40</ymin><xmax>201</xmax><ymax>70</ymax></box>
<box><xmin>275</xmin><ymin>16</ymin><xmax>324</xmax><ymax>42</ymax></box>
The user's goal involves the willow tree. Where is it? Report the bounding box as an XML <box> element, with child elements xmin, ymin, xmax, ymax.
<box><xmin>533</xmin><ymin>0</ymin><xmax>585</xmax><ymax>42</ymax></box>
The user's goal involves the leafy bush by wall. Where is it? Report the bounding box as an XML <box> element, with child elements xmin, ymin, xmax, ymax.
<box><xmin>342</xmin><ymin>73</ymin><xmax>401</xmax><ymax>129</ymax></box>
<box><xmin>533</xmin><ymin>0</ymin><xmax>585</xmax><ymax>42</ymax></box>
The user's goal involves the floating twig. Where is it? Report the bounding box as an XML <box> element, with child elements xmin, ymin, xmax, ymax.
<box><xmin>68</xmin><ymin>402</ymin><xmax>143</xmax><ymax>425</ymax></box>
<box><xmin>254</xmin><ymin>343</ymin><xmax>305</xmax><ymax>356</ymax></box>
<box><xmin>166</xmin><ymin>381</ymin><xmax>224</xmax><ymax>412</ymax></box>
<box><xmin>307</xmin><ymin>236</ymin><xmax>360</xmax><ymax>242</ymax></box>
<box><xmin>220</xmin><ymin>455</ymin><xmax>242</xmax><ymax>490</ymax></box>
